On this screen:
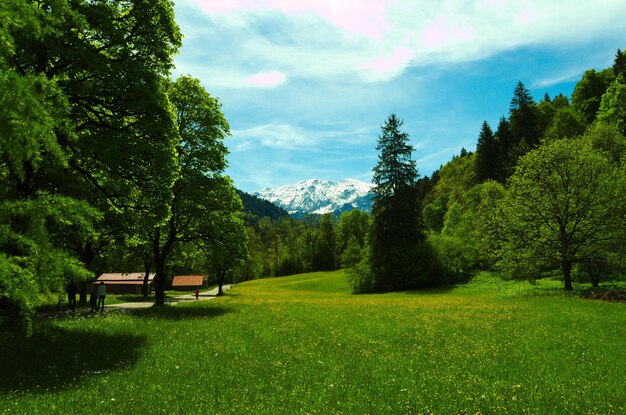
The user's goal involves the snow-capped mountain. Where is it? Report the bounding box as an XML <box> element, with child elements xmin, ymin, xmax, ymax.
<box><xmin>254</xmin><ymin>179</ymin><xmax>374</xmax><ymax>215</ymax></box>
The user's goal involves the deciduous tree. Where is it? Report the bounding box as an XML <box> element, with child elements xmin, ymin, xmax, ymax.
<box><xmin>150</xmin><ymin>76</ymin><xmax>241</xmax><ymax>305</ymax></box>
<box><xmin>498</xmin><ymin>139</ymin><xmax>625</xmax><ymax>290</ymax></box>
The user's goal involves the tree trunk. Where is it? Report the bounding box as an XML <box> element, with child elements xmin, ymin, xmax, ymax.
<box><xmin>153</xmin><ymin>229</ymin><xmax>166</xmax><ymax>306</ymax></box>
<box><xmin>591</xmin><ymin>273</ymin><xmax>600</xmax><ymax>288</ymax></box>
<box><xmin>77</xmin><ymin>241</ymin><xmax>95</xmax><ymax>304</ymax></box>
<box><xmin>152</xmin><ymin>223</ymin><xmax>176</xmax><ymax>306</ymax></box>
<box><xmin>562</xmin><ymin>259</ymin><xmax>573</xmax><ymax>291</ymax></box>
<box><xmin>217</xmin><ymin>270</ymin><xmax>225</xmax><ymax>296</ymax></box>
<box><xmin>154</xmin><ymin>258</ymin><xmax>166</xmax><ymax>305</ymax></box>
<box><xmin>141</xmin><ymin>258</ymin><xmax>151</xmax><ymax>298</ymax></box>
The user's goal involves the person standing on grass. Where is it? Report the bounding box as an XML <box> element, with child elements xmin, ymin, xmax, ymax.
<box><xmin>66</xmin><ymin>280</ymin><xmax>77</xmax><ymax>312</ymax></box>
<box><xmin>89</xmin><ymin>284</ymin><xmax>98</xmax><ymax>312</ymax></box>
<box><xmin>195</xmin><ymin>289</ymin><xmax>200</xmax><ymax>300</ymax></box>
<box><xmin>97</xmin><ymin>281</ymin><xmax>106</xmax><ymax>311</ymax></box>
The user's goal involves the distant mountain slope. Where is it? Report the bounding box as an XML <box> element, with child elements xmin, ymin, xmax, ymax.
<box><xmin>254</xmin><ymin>179</ymin><xmax>374</xmax><ymax>215</ymax></box>
<box><xmin>236</xmin><ymin>189</ymin><xmax>289</xmax><ymax>220</ymax></box>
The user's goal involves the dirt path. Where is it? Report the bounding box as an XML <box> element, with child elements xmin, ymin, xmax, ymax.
<box><xmin>105</xmin><ymin>284</ymin><xmax>232</xmax><ymax>310</ymax></box>
<box><xmin>35</xmin><ymin>285</ymin><xmax>232</xmax><ymax>318</ymax></box>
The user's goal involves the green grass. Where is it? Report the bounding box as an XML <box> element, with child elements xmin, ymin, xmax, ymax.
<box><xmin>1</xmin><ymin>271</ymin><xmax>624</xmax><ymax>414</ymax></box>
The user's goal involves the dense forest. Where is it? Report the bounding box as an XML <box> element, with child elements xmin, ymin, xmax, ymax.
<box><xmin>1</xmin><ymin>0</ymin><xmax>625</xmax><ymax>333</ymax></box>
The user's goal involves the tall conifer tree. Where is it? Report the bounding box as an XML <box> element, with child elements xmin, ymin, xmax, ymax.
<box><xmin>494</xmin><ymin>117</ymin><xmax>512</xmax><ymax>181</ymax></box>
<box><xmin>474</xmin><ymin>121</ymin><xmax>498</xmax><ymax>182</ymax></box>
<box><xmin>509</xmin><ymin>81</ymin><xmax>541</xmax><ymax>148</ymax></box>
<box><xmin>370</xmin><ymin>114</ymin><xmax>428</xmax><ymax>291</ymax></box>
<box><xmin>613</xmin><ymin>48</ymin><xmax>626</xmax><ymax>77</ymax></box>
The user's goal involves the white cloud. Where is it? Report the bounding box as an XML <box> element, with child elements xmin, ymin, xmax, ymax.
<box><xmin>232</xmin><ymin>124</ymin><xmax>316</xmax><ymax>149</ymax></box>
<box><xmin>176</xmin><ymin>0</ymin><xmax>626</xmax><ymax>87</ymax></box>
<box><xmin>232</xmin><ymin>123</ymin><xmax>379</xmax><ymax>149</ymax></box>
<box><xmin>245</xmin><ymin>71</ymin><xmax>287</xmax><ymax>88</ymax></box>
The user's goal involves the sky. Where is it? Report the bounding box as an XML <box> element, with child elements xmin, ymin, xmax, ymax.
<box><xmin>171</xmin><ymin>0</ymin><xmax>626</xmax><ymax>193</ymax></box>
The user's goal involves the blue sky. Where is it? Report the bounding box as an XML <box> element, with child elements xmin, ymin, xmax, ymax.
<box><xmin>171</xmin><ymin>0</ymin><xmax>626</xmax><ymax>193</ymax></box>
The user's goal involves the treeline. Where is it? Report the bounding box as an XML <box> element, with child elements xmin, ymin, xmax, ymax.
<box><xmin>411</xmin><ymin>49</ymin><xmax>626</xmax><ymax>291</ymax></box>
<box><xmin>0</xmin><ymin>1</ymin><xmax>246</xmax><ymax>333</ymax></box>
<box><xmin>237</xmin><ymin>210</ymin><xmax>370</xmax><ymax>279</ymax></box>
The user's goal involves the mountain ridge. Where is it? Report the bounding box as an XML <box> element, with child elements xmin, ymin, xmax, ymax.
<box><xmin>254</xmin><ymin>178</ymin><xmax>374</xmax><ymax>215</ymax></box>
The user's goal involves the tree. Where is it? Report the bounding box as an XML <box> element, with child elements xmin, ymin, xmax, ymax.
<box><xmin>340</xmin><ymin>236</ymin><xmax>362</xmax><ymax>269</ymax></box>
<box><xmin>200</xmin><ymin>213</ymin><xmax>248</xmax><ymax>295</ymax></box>
<box><xmin>312</xmin><ymin>214</ymin><xmax>337</xmax><ymax>271</ymax></box>
<box><xmin>572</xmin><ymin>69</ymin><xmax>615</xmax><ymax>125</ymax></box>
<box><xmin>474</xmin><ymin>121</ymin><xmax>498</xmax><ymax>182</ymax></box>
<box><xmin>509</xmin><ymin>81</ymin><xmax>541</xmax><ymax>148</ymax></box>
<box><xmin>150</xmin><ymin>76</ymin><xmax>241</xmax><ymax>305</ymax></box>
<box><xmin>597</xmin><ymin>75</ymin><xmax>626</xmax><ymax>136</ymax></box>
<box><xmin>335</xmin><ymin>209</ymin><xmax>370</xmax><ymax>259</ymax></box>
<box><xmin>543</xmin><ymin>107</ymin><xmax>586</xmax><ymax>141</ymax></box>
<box><xmin>367</xmin><ymin>114</ymin><xmax>429</xmax><ymax>291</ymax></box>
<box><xmin>1</xmin><ymin>0</ymin><xmax>182</xmax><ymax>331</ymax></box>
<box><xmin>498</xmin><ymin>139</ymin><xmax>625</xmax><ymax>290</ymax></box>
<box><xmin>493</xmin><ymin>117</ymin><xmax>513</xmax><ymax>181</ymax></box>
<box><xmin>613</xmin><ymin>49</ymin><xmax>626</xmax><ymax>77</ymax></box>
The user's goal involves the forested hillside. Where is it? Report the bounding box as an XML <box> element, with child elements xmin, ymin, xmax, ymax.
<box><xmin>413</xmin><ymin>49</ymin><xmax>626</xmax><ymax>292</ymax></box>
<box><xmin>237</xmin><ymin>189</ymin><xmax>289</xmax><ymax>220</ymax></box>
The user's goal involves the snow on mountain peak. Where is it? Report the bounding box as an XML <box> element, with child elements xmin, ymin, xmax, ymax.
<box><xmin>255</xmin><ymin>179</ymin><xmax>374</xmax><ymax>215</ymax></box>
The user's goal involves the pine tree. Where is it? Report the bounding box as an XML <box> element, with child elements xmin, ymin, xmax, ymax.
<box><xmin>613</xmin><ymin>49</ymin><xmax>626</xmax><ymax>77</ymax></box>
<box><xmin>509</xmin><ymin>81</ymin><xmax>541</xmax><ymax>148</ymax></box>
<box><xmin>494</xmin><ymin>117</ymin><xmax>512</xmax><ymax>182</ymax></box>
<box><xmin>370</xmin><ymin>114</ymin><xmax>428</xmax><ymax>291</ymax></box>
<box><xmin>372</xmin><ymin>114</ymin><xmax>418</xmax><ymax>201</ymax></box>
<box><xmin>474</xmin><ymin>121</ymin><xmax>498</xmax><ymax>182</ymax></box>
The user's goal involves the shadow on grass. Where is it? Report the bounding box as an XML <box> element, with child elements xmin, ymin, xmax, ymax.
<box><xmin>0</xmin><ymin>326</ymin><xmax>146</xmax><ymax>393</ymax></box>
<box><xmin>127</xmin><ymin>304</ymin><xmax>232</xmax><ymax>321</ymax></box>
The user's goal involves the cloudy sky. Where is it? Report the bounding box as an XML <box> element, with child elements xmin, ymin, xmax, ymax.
<box><xmin>172</xmin><ymin>0</ymin><xmax>626</xmax><ymax>193</ymax></box>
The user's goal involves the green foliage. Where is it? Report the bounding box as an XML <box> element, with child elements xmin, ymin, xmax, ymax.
<box><xmin>597</xmin><ymin>75</ymin><xmax>626</xmax><ymax>136</ymax></box>
<box><xmin>613</xmin><ymin>48</ymin><xmax>626</xmax><ymax>77</ymax></box>
<box><xmin>543</xmin><ymin>106</ymin><xmax>586</xmax><ymax>141</ymax></box>
<box><xmin>0</xmin><ymin>72</ymin><xmax>67</xmax><ymax>190</ymax></box>
<box><xmin>493</xmin><ymin>116</ymin><xmax>513</xmax><ymax>180</ymax></box>
<box><xmin>311</xmin><ymin>214</ymin><xmax>337</xmax><ymax>271</ymax></box>
<box><xmin>369</xmin><ymin>114</ymin><xmax>439</xmax><ymax>291</ymax></box>
<box><xmin>0</xmin><ymin>194</ymin><xmax>97</xmax><ymax>333</ymax></box>
<box><xmin>428</xmin><ymin>233</ymin><xmax>473</xmax><ymax>275</ymax></box>
<box><xmin>372</xmin><ymin>114</ymin><xmax>417</xmax><ymax>200</ymax></box>
<box><xmin>432</xmin><ymin>152</ymin><xmax>476</xmax><ymax>205</ymax></box>
<box><xmin>237</xmin><ymin>190</ymin><xmax>289</xmax><ymax>220</ymax></box>
<box><xmin>509</xmin><ymin>81</ymin><xmax>542</xmax><ymax>148</ymax></box>
<box><xmin>422</xmin><ymin>195</ymin><xmax>445</xmax><ymax>232</ymax></box>
<box><xmin>340</xmin><ymin>236</ymin><xmax>362</xmax><ymax>269</ymax></box>
<box><xmin>335</xmin><ymin>209</ymin><xmax>369</xmax><ymax>259</ymax></box>
<box><xmin>572</xmin><ymin>68</ymin><xmax>615</xmax><ymax>125</ymax></box>
<box><xmin>583</xmin><ymin>121</ymin><xmax>626</xmax><ymax>165</ymax></box>
<box><xmin>346</xmin><ymin>243</ymin><xmax>377</xmax><ymax>294</ymax></box>
<box><xmin>474</xmin><ymin>121</ymin><xmax>498</xmax><ymax>182</ymax></box>
<box><xmin>498</xmin><ymin>138</ymin><xmax>626</xmax><ymax>289</ymax></box>
<box><xmin>472</xmin><ymin>180</ymin><xmax>507</xmax><ymax>269</ymax></box>
<box><xmin>149</xmin><ymin>75</ymin><xmax>243</xmax><ymax>304</ymax></box>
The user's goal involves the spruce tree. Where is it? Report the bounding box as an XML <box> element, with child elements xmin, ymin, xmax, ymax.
<box><xmin>474</xmin><ymin>121</ymin><xmax>498</xmax><ymax>182</ymax></box>
<box><xmin>509</xmin><ymin>81</ymin><xmax>541</xmax><ymax>148</ymax></box>
<box><xmin>494</xmin><ymin>117</ymin><xmax>512</xmax><ymax>182</ymax></box>
<box><xmin>372</xmin><ymin>114</ymin><xmax>418</xmax><ymax>201</ymax></box>
<box><xmin>370</xmin><ymin>114</ymin><xmax>427</xmax><ymax>291</ymax></box>
<box><xmin>613</xmin><ymin>49</ymin><xmax>626</xmax><ymax>77</ymax></box>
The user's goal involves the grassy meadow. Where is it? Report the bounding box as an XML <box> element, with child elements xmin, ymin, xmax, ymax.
<box><xmin>1</xmin><ymin>271</ymin><xmax>624</xmax><ymax>414</ymax></box>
